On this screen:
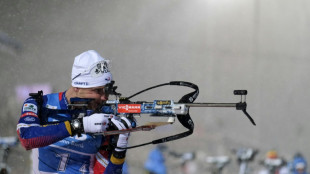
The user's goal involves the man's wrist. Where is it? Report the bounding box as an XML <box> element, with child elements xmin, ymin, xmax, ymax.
<box><xmin>112</xmin><ymin>149</ymin><xmax>127</xmax><ymax>159</ymax></box>
<box><xmin>111</xmin><ymin>150</ymin><xmax>126</xmax><ymax>165</ymax></box>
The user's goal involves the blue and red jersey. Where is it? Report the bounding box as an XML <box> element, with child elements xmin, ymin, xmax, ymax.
<box><xmin>17</xmin><ymin>91</ymin><xmax>124</xmax><ymax>173</ymax></box>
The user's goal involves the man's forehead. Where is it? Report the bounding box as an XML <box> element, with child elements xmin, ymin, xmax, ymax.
<box><xmin>90</xmin><ymin>86</ymin><xmax>105</xmax><ymax>89</ymax></box>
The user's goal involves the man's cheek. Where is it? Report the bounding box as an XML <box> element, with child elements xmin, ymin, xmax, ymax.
<box><xmin>82</xmin><ymin>93</ymin><xmax>99</xmax><ymax>99</ymax></box>
<box><xmin>89</xmin><ymin>100</ymin><xmax>101</xmax><ymax>108</ymax></box>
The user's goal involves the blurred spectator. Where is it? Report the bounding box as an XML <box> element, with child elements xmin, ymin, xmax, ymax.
<box><xmin>122</xmin><ymin>162</ymin><xmax>129</xmax><ymax>174</ymax></box>
<box><xmin>257</xmin><ymin>150</ymin><xmax>289</xmax><ymax>174</ymax></box>
<box><xmin>290</xmin><ymin>153</ymin><xmax>308</xmax><ymax>174</ymax></box>
<box><xmin>144</xmin><ymin>145</ymin><xmax>167</xmax><ymax>174</ymax></box>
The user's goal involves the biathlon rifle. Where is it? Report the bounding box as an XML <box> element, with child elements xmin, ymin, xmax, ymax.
<box><xmin>84</xmin><ymin>81</ymin><xmax>255</xmax><ymax>149</ymax></box>
<box><xmin>31</xmin><ymin>81</ymin><xmax>255</xmax><ymax>149</ymax></box>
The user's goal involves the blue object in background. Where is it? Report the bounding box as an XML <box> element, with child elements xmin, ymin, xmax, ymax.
<box><xmin>144</xmin><ymin>146</ymin><xmax>167</xmax><ymax>174</ymax></box>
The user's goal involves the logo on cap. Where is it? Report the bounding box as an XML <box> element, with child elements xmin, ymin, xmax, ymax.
<box><xmin>94</xmin><ymin>62</ymin><xmax>109</xmax><ymax>74</ymax></box>
<box><xmin>74</xmin><ymin>82</ymin><xmax>89</xmax><ymax>86</ymax></box>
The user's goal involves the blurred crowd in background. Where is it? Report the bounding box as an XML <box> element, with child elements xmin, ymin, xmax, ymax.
<box><xmin>142</xmin><ymin>145</ymin><xmax>308</xmax><ymax>174</ymax></box>
<box><xmin>1</xmin><ymin>137</ymin><xmax>308</xmax><ymax>174</ymax></box>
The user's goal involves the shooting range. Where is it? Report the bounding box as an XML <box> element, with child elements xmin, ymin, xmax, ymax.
<box><xmin>1</xmin><ymin>0</ymin><xmax>310</xmax><ymax>173</ymax></box>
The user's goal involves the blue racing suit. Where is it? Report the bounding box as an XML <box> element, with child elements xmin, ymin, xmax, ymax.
<box><xmin>17</xmin><ymin>91</ymin><xmax>124</xmax><ymax>173</ymax></box>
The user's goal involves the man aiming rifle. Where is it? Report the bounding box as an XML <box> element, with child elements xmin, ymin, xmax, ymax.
<box><xmin>16</xmin><ymin>50</ymin><xmax>255</xmax><ymax>174</ymax></box>
<box><xmin>17</xmin><ymin>50</ymin><xmax>133</xmax><ymax>174</ymax></box>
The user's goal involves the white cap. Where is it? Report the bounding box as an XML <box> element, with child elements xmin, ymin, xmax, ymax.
<box><xmin>71</xmin><ymin>50</ymin><xmax>112</xmax><ymax>88</ymax></box>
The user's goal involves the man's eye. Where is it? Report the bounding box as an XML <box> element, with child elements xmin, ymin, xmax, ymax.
<box><xmin>95</xmin><ymin>89</ymin><xmax>104</xmax><ymax>94</ymax></box>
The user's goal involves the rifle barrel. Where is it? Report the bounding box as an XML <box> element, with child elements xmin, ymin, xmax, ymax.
<box><xmin>183</xmin><ymin>103</ymin><xmax>237</xmax><ymax>108</ymax></box>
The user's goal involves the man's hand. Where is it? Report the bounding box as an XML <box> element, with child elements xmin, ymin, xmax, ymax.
<box><xmin>110</xmin><ymin>117</ymin><xmax>134</xmax><ymax>151</ymax></box>
<box><xmin>82</xmin><ymin>113</ymin><xmax>111</xmax><ymax>133</ymax></box>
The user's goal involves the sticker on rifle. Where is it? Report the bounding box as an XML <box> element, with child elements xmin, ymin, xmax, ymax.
<box><xmin>117</xmin><ymin>104</ymin><xmax>141</xmax><ymax>113</ymax></box>
<box><xmin>156</xmin><ymin>100</ymin><xmax>171</xmax><ymax>105</ymax></box>
<box><xmin>23</xmin><ymin>103</ymin><xmax>38</xmax><ymax>113</ymax></box>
